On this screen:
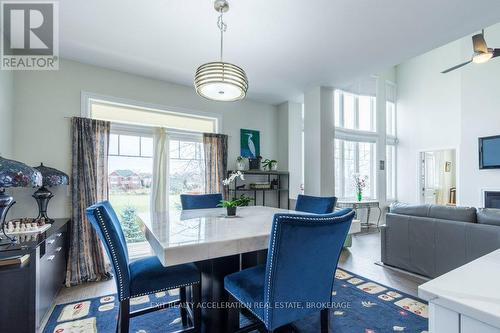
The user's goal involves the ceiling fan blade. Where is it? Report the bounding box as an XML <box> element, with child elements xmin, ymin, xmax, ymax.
<box><xmin>473</xmin><ymin>33</ymin><xmax>488</xmax><ymax>53</ymax></box>
<box><xmin>441</xmin><ymin>60</ymin><xmax>472</xmax><ymax>74</ymax></box>
<box><xmin>493</xmin><ymin>48</ymin><xmax>500</xmax><ymax>58</ymax></box>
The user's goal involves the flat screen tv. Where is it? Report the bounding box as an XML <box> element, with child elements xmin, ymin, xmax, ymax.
<box><xmin>479</xmin><ymin>135</ymin><xmax>500</xmax><ymax>169</ymax></box>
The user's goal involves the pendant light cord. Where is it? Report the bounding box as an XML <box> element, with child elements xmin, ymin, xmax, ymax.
<box><xmin>217</xmin><ymin>10</ymin><xmax>227</xmax><ymax>62</ymax></box>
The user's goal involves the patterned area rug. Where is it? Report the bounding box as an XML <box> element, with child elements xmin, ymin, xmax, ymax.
<box><xmin>44</xmin><ymin>269</ymin><xmax>428</xmax><ymax>333</ymax></box>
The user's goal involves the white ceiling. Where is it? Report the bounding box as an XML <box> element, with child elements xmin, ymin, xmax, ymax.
<box><xmin>60</xmin><ymin>0</ymin><xmax>500</xmax><ymax>105</ymax></box>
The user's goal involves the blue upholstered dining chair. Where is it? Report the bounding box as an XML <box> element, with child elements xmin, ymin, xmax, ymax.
<box><xmin>295</xmin><ymin>194</ymin><xmax>338</xmax><ymax>214</ymax></box>
<box><xmin>86</xmin><ymin>201</ymin><xmax>201</xmax><ymax>333</ymax></box>
<box><xmin>224</xmin><ymin>208</ymin><xmax>354</xmax><ymax>333</ymax></box>
<box><xmin>180</xmin><ymin>193</ymin><xmax>223</xmax><ymax>210</ymax></box>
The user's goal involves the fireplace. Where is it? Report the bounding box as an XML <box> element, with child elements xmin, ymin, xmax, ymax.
<box><xmin>484</xmin><ymin>191</ymin><xmax>500</xmax><ymax>208</ymax></box>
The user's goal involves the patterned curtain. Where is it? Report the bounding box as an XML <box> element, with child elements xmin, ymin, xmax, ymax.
<box><xmin>66</xmin><ymin>117</ymin><xmax>112</xmax><ymax>286</ymax></box>
<box><xmin>203</xmin><ymin>133</ymin><xmax>228</xmax><ymax>195</ymax></box>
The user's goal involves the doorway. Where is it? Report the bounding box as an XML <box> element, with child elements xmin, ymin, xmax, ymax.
<box><xmin>419</xmin><ymin>149</ymin><xmax>457</xmax><ymax>205</ymax></box>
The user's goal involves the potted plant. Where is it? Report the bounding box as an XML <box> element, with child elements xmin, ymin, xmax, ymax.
<box><xmin>236</xmin><ymin>156</ymin><xmax>247</xmax><ymax>171</ymax></box>
<box><xmin>218</xmin><ymin>195</ymin><xmax>253</xmax><ymax>216</ymax></box>
<box><xmin>352</xmin><ymin>174</ymin><xmax>368</xmax><ymax>202</ymax></box>
<box><xmin>262</xmin><ymin>159</ymin><xmax>278</xmax><ymax>171</ymax></box>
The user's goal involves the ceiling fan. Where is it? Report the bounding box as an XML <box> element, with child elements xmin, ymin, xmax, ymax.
<box><xmin>441</xmin><ymin>29</ymin><xmax>500</xmax><ymax>73</ymax></box>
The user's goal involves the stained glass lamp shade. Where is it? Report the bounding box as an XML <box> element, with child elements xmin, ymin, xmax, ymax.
<box><xmin>0</xmin><ymin>156</ymin><xmax>42</xmax><ymax>244</ymax></box>
<box><xmin>33</xmin><ymin>163</ymin><xmax>69</xmax><ymax>222</ymax></box>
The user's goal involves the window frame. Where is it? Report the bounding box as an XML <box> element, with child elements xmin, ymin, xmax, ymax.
<box><xmin>81</xmin><ymin>91</ymin><xmax>222</xmax><ymax>133</ymax></box>
<box><xmin>335</xmin><ymin>90</ymin><xmax>376</xmax><ymax>132</ymax></box>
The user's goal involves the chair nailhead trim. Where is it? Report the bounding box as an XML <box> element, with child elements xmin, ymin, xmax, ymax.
<box><xmin>94</xmin><ymin>206</ymin><xmax>201</xmax><ymax>301</ymax></box>
<box><xmin>96</xmin><ymin>208</ymin><xmax>127</xmax><ymax>300</ymax></box>
<box><xmin>264</xmin><ymin>211</ymin><xmax>355</xmax><ymax>328</ymax></box>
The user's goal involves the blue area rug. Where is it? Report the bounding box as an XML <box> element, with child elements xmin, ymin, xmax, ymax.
<box><xmin>44</xmin><ymin>269</ymin><xmax>428</xmax><ymax>333</ymax></box>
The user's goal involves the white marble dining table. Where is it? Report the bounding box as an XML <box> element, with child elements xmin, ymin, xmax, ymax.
<box><xmin>138</xmin><ymin>205</ymin><xmax>360</xmax><ymax>333</ymax></box>
<box><xmin>139</xmin><ymin>205</ymin><xmax>361</xmax><ymax>267</ymax></box>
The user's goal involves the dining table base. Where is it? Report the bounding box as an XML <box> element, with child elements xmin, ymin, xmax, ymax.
<box><xmin>195</xmin><ymin>249</ymin><xmax>268</xmax><ymax>333</ymax></box>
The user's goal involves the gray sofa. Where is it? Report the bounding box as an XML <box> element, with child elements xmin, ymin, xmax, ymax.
<box><xmin>381</xmin><ymin>203</ymin><xmax>500</xmax><ymax>278</ymax></box>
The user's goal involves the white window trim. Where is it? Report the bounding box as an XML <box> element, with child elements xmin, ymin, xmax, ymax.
<box><xmin>386</xmin><ymin>142</ymin><xmax>398</xmax><ymax>201</ymax></box>
<box><xmin>81</xmin><ymin>91</ymin><xmax>222</xmax><ymax>133</ymax></box>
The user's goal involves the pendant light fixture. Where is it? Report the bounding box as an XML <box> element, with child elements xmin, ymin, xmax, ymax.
<box><xmin>194</xmin><ymin>0</ymin><xmax>248</xmax><ymax>102</ymax></box>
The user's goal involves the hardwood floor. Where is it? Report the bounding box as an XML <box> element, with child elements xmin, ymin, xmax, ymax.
<box><xmin>46</xmin><ymin>229</ymin><xmax>427</xmax><ymax>332</ymax></box>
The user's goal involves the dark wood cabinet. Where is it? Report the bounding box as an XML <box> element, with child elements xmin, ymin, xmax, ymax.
<box><xmin>0</xmin><ymin>218</ymin><xmax>69</xmax><ymax>333</ymax></box>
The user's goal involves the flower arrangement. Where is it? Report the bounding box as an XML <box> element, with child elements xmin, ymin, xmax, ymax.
<box><xmin>221</xmin><ymin>171</ymin><xmax>251</xmax><ymax>216</ymax></box>
<box><xmin>352</xmin><ymin>173</ymin><xmax>368</xmax><ymax>202</ymax></box>
<box><xmin>222</xmin><ymin>170</ymin><xmax>245</xmax><ymax>186</ymax></box>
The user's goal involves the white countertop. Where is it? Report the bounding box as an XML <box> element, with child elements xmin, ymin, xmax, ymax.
<box><xmin>139</xmin><ymin>206</ymin><xmax>360</xmax><ymax>267</ymax></box>
<box><xmin>418</xmin><ymin>249</ymin><xmax>500</xmax><ymax>328</ymax></box>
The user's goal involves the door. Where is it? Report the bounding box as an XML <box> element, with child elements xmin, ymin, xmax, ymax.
<box><xmin>421</xmin><ymin>152</ymin><xmax>437</xmax><ymax>204</ymax></box>
<box><xmin>419</xmin><ymin>150</ymin><xmax>457</xmax><ymax>205</ymax></box>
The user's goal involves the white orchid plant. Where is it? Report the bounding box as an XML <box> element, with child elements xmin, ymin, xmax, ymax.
<box><xmin>222</xmin><ymin>170</ymin><xmax>245</xmax><ymax>186</ymax></box>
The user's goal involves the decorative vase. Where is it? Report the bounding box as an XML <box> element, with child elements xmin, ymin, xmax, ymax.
<box><xmin>227</xmin><ymin>206</ymin><xmax>237</xmax><ymax>216</ymax></box>
<box><xmin>357</xmin><ymin>192</ymin><xmax>363</xmax><ymax>202</ymax></box>
<box><xmin>271</xmin><ymin>163</ymin><xmax>278</xmax><ymax>171</ymax></box>
<box><xmin>236</xmin><ymin>161</ymin><xmax>245</xmax><ymax>171</ymax></box>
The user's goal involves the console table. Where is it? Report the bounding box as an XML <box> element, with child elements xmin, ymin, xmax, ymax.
<box><xmin>0</xmin><ymin>218</ymin><xmax>69</xmax><ymax>333</ymax></box>
<box><xmin>419</xmin><ymin>249</ymin><xmax>500</xmax><ymax>333</ymax></box>
<box><xmin>337</xmin><ymin>200</ymin><xmax>382</xmax><ymax>228</ymax></box>
<box><xmin>226</xmin><ymin>170</ymin><xmax>290</xmax><ymax>209</ymax></box>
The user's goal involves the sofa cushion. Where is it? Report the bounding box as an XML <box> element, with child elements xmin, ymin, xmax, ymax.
<box><xmin>477</xmin><ymin>208</ymin><xmax>500</xmax><ymax>226</ymax></box>
<box><xmin>428</xmin><ymin>205</ymin><xmax>477</xmax><ymax>223</ymax></box>
<box><xmin>389</xmin><ymin>203</ymin><xmax>430</xmax><ymax>217</ymax></box>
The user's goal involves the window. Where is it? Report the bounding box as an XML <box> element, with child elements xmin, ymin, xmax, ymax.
<box><xmin>334</xmin><ymin>90</ymin><xmax>376</xmax><ymax>132</ymax></box>
<box><xmin>334</xmin><ymin>89</ymin><xmax>378</xmax><ymax>200</ymax></box>
<box><xmin>335</xmin><ymin>139</ymin><xmax>376</xmax><ymax>199</ymax></box>
<box><xmin>108</xmin><ymin>133</ymin><xmax>153</xmax><ymax>249</ymax></box>
<box><xmin>91</xmin><ymin>100</ymin><xmax>217</xmax><ymax>133</ymax></box>
<box><xmin>169</xmin><ymin>138</ymin><xmax>205</xmax><ymax>210</ymax></box>
<box><xmin>87</xmin><ymin>96</ymin><xmax>217</xmax><ymax>255</ymax></box>
<box><xmin>386</xmin><ymin>101</ymin><xmax>396</xmax><ymax>136</ymax></box>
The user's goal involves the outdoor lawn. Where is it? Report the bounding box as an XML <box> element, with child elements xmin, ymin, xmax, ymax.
<box><xmin>109</xmin><ymin>193</ymin><xmax>183</xmax><ymax>243</ymax></box>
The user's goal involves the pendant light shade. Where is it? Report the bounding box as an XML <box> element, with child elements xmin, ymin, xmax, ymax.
<box><xmin>195</xmin><ymin>62</ymin><xmax>248</xmax><ymax>102</ymax></box>
<box><xmin>194</xmin><ymin>0</ymin><xmax>248</xmax><ymax>102</ymax></box>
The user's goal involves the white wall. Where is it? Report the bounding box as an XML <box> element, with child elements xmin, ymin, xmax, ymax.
<box><xmin>460</xmin><ymin>25</ymin><xmax>500</xmax><ymax>206</ymax></box>
<box><xmin>0</xmin><ymin>70</ymin><xmax>13</xmax><ymax>158</ymax></box>
<box><xmin>396</xmin><ymin>22</ymin><xmax>500</xmax><ymax>207</ymax></box>
<box><xmin>304</xmin><ymin>87</ymin><xmax>335</xmax><ymax>197</ymax></box>
<box><xmin>277</xmin><ymin>101</ymin><xmax>303</xmax><ymax>199</ymax></box>
<box><xmin>10</xmin><ymin>59</ymin><xmax>278</xmax><ymax>218</ymax></box>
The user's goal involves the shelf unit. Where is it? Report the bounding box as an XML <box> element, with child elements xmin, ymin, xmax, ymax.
<box><xmin>226</xmin><ymin>170</ymin><xmax>290</xmax><ymax>209</ymax></box>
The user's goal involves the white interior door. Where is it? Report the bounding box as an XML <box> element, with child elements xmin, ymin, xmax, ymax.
<box><xmin>421</xmin><ymin>152</ymin><xmax>437</xmax><ymax>204</ymax></box>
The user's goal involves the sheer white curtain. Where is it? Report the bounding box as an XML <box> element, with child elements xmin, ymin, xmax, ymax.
<box><xmin>151</xmin><ymin>127</ymin><xmax>169</xmax><ymax>212</ymax></box>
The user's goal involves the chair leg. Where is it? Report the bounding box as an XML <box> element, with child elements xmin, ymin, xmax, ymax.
<box><xmin>227</xmin><ymin>293</ymin><xmax>240</xmax><ymax>333</ymax></box>
<box><xmin>117</xmin><ymin>299</ymin><xmax>130</xmax><ymax>333</ymax></box>
<box><xmin>320</xmin><ymin>308</ymin><xmax>329</xmax><ymax>333</ymax></box>
<box><xmin>180</xmin><ymin>286</ymin><xmax>189</xmax><ymax>327</ymax></box>
<box><xmin>192</xmin><ymin>283</ymin><xmax>202</xmax><ymax>333</ymax></box>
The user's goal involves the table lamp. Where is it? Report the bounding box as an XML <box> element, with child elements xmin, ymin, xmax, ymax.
<box><xmin>0</xmin><ymin>156</ymin><xmax>42</xmax><ymax>244</ymax></box>
<box><xmin>33</xmin><ymin>163</ymin><xmax>69</xmax><ymax>222</ymax></box>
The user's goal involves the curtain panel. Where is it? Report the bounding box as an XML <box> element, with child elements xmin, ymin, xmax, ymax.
<box><xmin>66</xmin><ymin>117</ymin><xmax>112</xmax><ymax>286</ymax></box>
<box><xmin>203</xmin><ymin>133</ymin><xmax>228</xmax><ymax>195</ymax></box>
<box><xmin>151</xmin><ymin>127</ymin><xmax>169</xmax><ymax>212</ymax></box>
